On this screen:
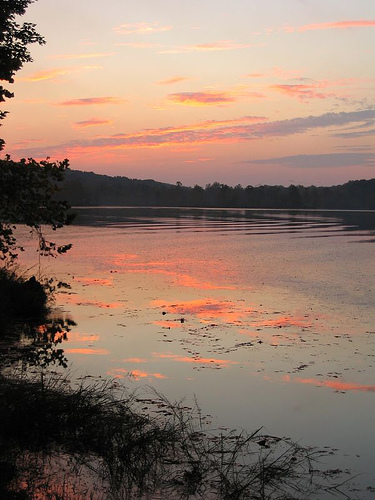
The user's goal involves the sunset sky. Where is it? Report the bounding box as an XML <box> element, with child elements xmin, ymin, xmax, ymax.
<box><xmin>3</xmin><ymin>0</ymin><xmax>375</xmax><ymax>186</ymax></box>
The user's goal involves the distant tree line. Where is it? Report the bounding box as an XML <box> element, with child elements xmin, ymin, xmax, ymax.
<box><xmin>57</xmin><ymin>169</ymin><xmax>375</xmax><ymax>210</ymax></box>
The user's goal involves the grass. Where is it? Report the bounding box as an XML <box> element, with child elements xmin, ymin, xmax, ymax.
<box><xmin>0</xmin><ymin>371</ymin><xmax>353</xmax><ymax>500</ymax></box>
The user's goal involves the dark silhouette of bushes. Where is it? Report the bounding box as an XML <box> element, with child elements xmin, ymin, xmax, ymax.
<box><xmin>57</xmin><ymin>169</ymin><xmax>375</xmax><ymax>210</ymax></box>
<box><xmin>0</xmin><ymin>268</ymin><xmax>48</xmax><ymax>322</ymax></box>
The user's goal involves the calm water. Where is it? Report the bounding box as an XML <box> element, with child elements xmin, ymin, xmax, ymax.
<box><xmin>20</xmin><ymin>208</ymin><xmax>375</xmax><ymax>496</ymax></box>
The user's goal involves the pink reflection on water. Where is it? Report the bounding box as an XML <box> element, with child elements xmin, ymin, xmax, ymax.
<box><xmin>122</xmin><ymin>357</ymin><xmax>147</xmax><ymax>363</ymax></box>
<box><xmin>74</xmin><ymin>277</ymin><xmax>113</xmax><ymax>286</ymax></box>
<box><xmin>250</xmin><ymin>316</ymin><xmax>312</xmax><ymax>328</ymax></box>
<box><xmin>64</xmin><ymin>295</ymin><xmax>123</xmax><ymax>309</ymax></box>
<box><xmin>107</xmin><ymin>368</ymin><xmax>167</xmax><ymax>380</ymax></box>
<box><xmin>68</xmin><ymin>332</ymin><xmax>100</xmax><ymax>342</ymax></box>
<box><xmin>112</xmin><ymin>255</ymin><xmax>238</xmax><ymax>290</ymax></box>
<box><xmin>153</xmin><ymin>320</ymin><xmax>182</xmax><ymax>329</ymax></box>
<box><xmin>65</xmin><ymin>348</ymin><xmax>110</xmax><ymax>355</ymax></box>
<box><xmin>152</xmin><ymin>298</ymin><xmax>253</xmax><ymax>324</ymax></box>
<box><xmin>295</xmin><ymin>377</ymin><xmax>375</xmax><ymax>392</ymax></box>
<box><xmin>153</xmin><ymin>351</ymin><xmax>238</xmax><ymax>367</ymax></box>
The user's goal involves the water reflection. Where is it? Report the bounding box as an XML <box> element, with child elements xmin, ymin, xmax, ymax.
<box><xmin>0</xmin><ymin>314</ymin><xmax>75</xmax><ymax>370</ymax></box>
<box><xmin>72</xmin><ymin>206</ymin><xmax>375</xmax><ymax>240</ymax></box>
<box><xmin>18</xmin><ymin>207</ymin><xmax>375</xmax><ymax>497</ymax></box>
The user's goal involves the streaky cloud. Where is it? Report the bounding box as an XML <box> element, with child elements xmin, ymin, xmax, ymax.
<box><xmin>58</xmin><ymin>96</ymin><xmax>125</xmax><ymax>106</ymax></box>
<box><xmin>284</xmin><ymin>19</ymin><xmax>375</xmax><ymax>33</ymax></box>
<box><xmin>114</xmin><ymin>22</ymin><xmax>172</xmax><ymax>35</ymax></box>
<box><xmin>10</xmin><ymin>109</ymin><xmax>375</xmax><ymax>158</ymax></box>
<box><xmin>73</xmin><ymin>118</ymin><xmax>113</xmax><ymax>128</ymax></box>
<box><xmin>157</xmin><ymin>76</ymin><xmax>191</xmax><ymax>85</ymax></box>
<box><xmin>158</xmin><ymin>40</ymin><xmax>256</xmax><ymax>54</ymax></box>
<box><xmin>51</xmin><ymin>52</ymin><xmax>115</xmax><ymax>60</ymax></box>
<box><xmin>247</xmin><ymin>153</ymin><xmax>375</xmax><ymax>168</ymax></box>
<box><xmin>19</xmin><ymin>66</ymin><xmax>100</xmax><ymax>82</ymax></box>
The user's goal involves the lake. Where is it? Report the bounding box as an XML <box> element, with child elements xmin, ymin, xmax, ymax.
<box><xmin>19</xmin><ymin>207</ymin><xmax>375</xmax><ymax>496</ymax></box>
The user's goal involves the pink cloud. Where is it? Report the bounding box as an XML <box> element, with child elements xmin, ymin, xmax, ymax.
<box><xmin>159</xmin><ymin>40</ymin><xmax>255</xmax><ymax>54</ymax></box>
<box><xmin>115</xmin><ymin>42</ymin><xmax>161</xmax><ymax>48</ymax></box>
<box><xmin>270</xmin><ymin>84</ymin><xmax>333</xmax><ymax>101</ymax></box>
<box><xmin>58</xmin><ymin>96</ymin><xmax>125</xmax><ymax>106</ymax></box>
<box><xmin>157</xmin><ymin>76</ymin><xmax>191</xmax><ymax>85</ymax></box>
<box><xmin>13</xmin><ymin>109</ymin><xmax>375</xmax><ymax>157</ymax></box>
<box><xmin>114</xmin><ymin>22</ymin><xmax>172</xmax><ymax>35</ymax></box>
<box><xmin>73</xmin><ymin>118</ymin><xmax>113</xmax><ymax>129</ymax></box>
<box><xmin>52</xmin><ymin>52</ymin><xmax>114</xmax><ymax>60</ymax></box>
<box><xmin>19</xmin><ymin>66</ymin><xmax>100</xmax><ymax>82</ymax></box>
<box><xmin>285</xmin><ymin>19</ymin><xmax>375</xmax><ymax>33</ymax></box>
<box><xmin>168</xmin><ymin>91</ymin><xmax>235</xmax><ymax>106</ymax></box>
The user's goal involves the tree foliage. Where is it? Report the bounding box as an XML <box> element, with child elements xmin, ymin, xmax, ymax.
<box><xmin>0</xmin><ymin>156</ymin><xmax>74</xmax><ymax>261</ymax></box>
<box><xmin>0</xmin><ymin>1</ymin><xmax>72</xmax><ymax>263</ymax></box>
<box><xmin>0</xmin><ymin>0</ymin><xmax>45</xmax><ymax>149</ymax></box>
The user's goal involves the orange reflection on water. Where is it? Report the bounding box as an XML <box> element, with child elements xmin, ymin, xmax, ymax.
<box><xmin>107</xmin><ymin>368</ymin><xmax>167</xmax><ymax>380</ymax></box>
<box><xmin>153</xmin><ymin>352</ymin><xmax>238</xmax><ymax>367</ymax></box>
<box><xmin>112</xmin><ymin>255</ymin><xmax>238</xmax><ymax>291</ymax></box>
<box><xmin>250</xmin><ymin>316</ymin><xmax>312</xmax><ymax>328</ymax></box>
<box><xmin>295</xmin><ymin>377</ymin><xmax>375</xmax><ymax>392</ymax></box>
<box><xmin>178</xmin><ymin>274</ymin><xmax>237</xmax><ymax>290</ymax></box>
<box><xmin>65</xmin><ymin>348</ymin><xmax>110</xmax><ymax>355</ymax></box>
<box><xmin>122</xmin><ymin>357</ymin><xmax>147</xmax><ymax>363</ymax></box>
<box><xmin>68</xmin><ymin>332</ymin><xmax>100</xmax><ymax>342</ymax></box>
<box><xmin>153</xmin><ymin>320</ymin><xmax>182</xmax><ymax>329</ymax></box>
<box><xmin>64</xmin><ymin>295</ymin><xmax>123</xmax><ymax>309</ymax></box>
<box><xmin>152</xmin><ymin>298</ymin><xmax>252</xmax><ymax>324</ymax></box>
<box><xmin>74</xmin><ymin>277</ymin><xmax>113</xmax><ymax>286</ymax></box>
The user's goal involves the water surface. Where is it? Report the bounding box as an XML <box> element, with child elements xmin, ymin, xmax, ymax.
<box><xmin>20</xmin><ymin>207</ymin><xmax>375</xmax><ymax>496</ymax></box>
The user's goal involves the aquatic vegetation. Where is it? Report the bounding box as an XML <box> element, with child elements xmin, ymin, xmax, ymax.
<box><xmin>0</xmin><ymin>373</ymin><xmax>352</xmax><ymax>499</ymax></box>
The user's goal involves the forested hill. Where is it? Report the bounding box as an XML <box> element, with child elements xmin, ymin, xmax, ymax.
<box><xmin>57</xmin><ymin>169</ymin><xmax>375</xmax><ymax>210</ymax></box>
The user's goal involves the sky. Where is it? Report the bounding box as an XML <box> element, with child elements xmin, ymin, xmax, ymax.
<box><xmin>2</xmin><ymin>0</ymin><xmax>375</xmax><ymax>187</ymax></box>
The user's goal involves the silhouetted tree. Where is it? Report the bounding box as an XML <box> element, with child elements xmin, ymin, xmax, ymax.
<box><xmin>0</xmin><ymin>0</ymin><xmax>45</xmax><ymax>149</ymax></box>
<box><xmin>0</xmin><ymin>1</ymin><xmax>72</xmax><ymax>262</ymax></box>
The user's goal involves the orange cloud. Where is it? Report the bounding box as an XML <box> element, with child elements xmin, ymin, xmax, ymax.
<box><xmin>52</xmin><ymin>52</ymin><xmax>114</xmax><ymax>59</ymax></box>
<box><xmin>17</xmin><ymin>109</ymin><xmax>375</xmax><ymax>157</ymax></box>
<box><xmin>284</xmin><ymin>20</ymin><xmax>375</xmax><ymax>33</ymax></box>
<box><xmin>157</xmin><ymin>76</ymin><xmax>191</xmax><ymax>85</ymax></box>
<box><xmin>73</xmin><ymin>118</ymin><xmax>113</xmax><ymax>129</ymax></box>
<box><xmin>114</xmin><ymin>22</ymin><xmax>172</xmax><ymax>35</ymax></box>
<box><xmin>19</xmin><ymin>66</ymin><xmax>100</xmax><ymax>82</ymax></box>
<box><xmin>59</xmin><ymin>97</ymin><xmax>125</xmax><ymax>106</ymax></box>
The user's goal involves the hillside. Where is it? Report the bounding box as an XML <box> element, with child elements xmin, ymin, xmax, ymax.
<box><xmin>57</xmin><ymin>169</ymin><xmax>375</xmax><ymax>210</ymax></box>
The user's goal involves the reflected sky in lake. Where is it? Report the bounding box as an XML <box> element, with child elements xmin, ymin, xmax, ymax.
<box><xmin>17</xmin><ymin>207</ymin><xmax>375</xmax><ymax>495</ymax></box>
